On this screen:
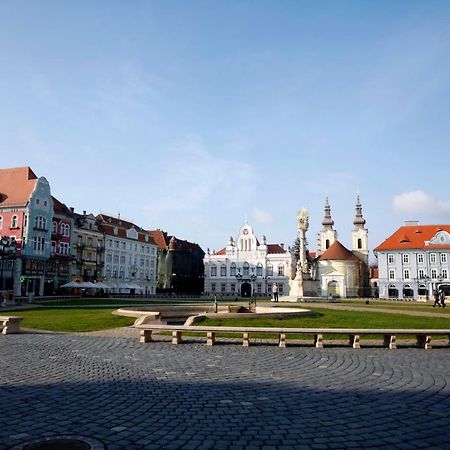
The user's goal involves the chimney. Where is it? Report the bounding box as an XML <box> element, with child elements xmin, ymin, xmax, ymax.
<box><xmin>83</xmin><ymin>210</ymin><xmax>86</xmax><ymax>215</ymax></box>
<box><xmin>69</xmin><ymin>207</ymin><xmax>74</xmax><ymax>213</ymax></box>
<box><xmin>404</xmin><ymin>220</ymin><xmax>419</xmax><ymax>226</ymax></box>
<box><xmin>280</xmin><ymin>243</ymin><xmax>284</xmax><ymax>249</ymax></box>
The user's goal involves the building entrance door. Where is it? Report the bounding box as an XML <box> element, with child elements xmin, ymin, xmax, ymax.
<box><xmin>241</xmin><ymin>282</ymin><xmax>252</xmax><ymax>297</ymax></box>
<box><xmin>328</xmin><ymin>280</ymin><xmax>339</xmax><ymax>298</ymax></box>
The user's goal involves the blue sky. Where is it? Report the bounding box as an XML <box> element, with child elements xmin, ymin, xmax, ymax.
<box><xmin>2</xmin><ymin>1</ymin><xmax>450</xmax><ymax>259</ymax></box>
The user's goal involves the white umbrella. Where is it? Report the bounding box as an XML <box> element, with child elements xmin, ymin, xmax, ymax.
<box><xmin>60</xmin><ymin>281</ymin><xmax>82</xmax><ymax>288</ymax></box>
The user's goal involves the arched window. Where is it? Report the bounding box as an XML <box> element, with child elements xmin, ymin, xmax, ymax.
<box><xmin>403</xmin><ymin>284</ymin><xmax>414</xmax><ymax>298</ymax></box>
<box><xmin>11</xmin><ymin>215</ymin><xmax>18</xmax><ymax>228</ymax></box>
<box><xmin>267</xmin><ymin>264</ymin><xmax>273</xmax><ymax>276</ymax></box>
<box><xmin>256</xmin><ymin>263</ymin><xmax>263</xmax><ymax>276</ymax></box>
<box><xmin>113</xmin><ymin>267</ymin><xmax>118</xmax><ymax>278</ymax></box>
<box><xmin>230</xmin><ymin>263</ymin><xmax>236</xmax><ymax>277</ymax></box>
<box><xmin>52</xmin><ymin>221</ymin><xmax>58</xmax><ymax>234</ymax></box>
<box><xmin>34</xmin><ymin>216</ymin><xmax>47</xmax><ymax>230</ymax></box>
<box><xmin>388</xmin><ymin>284</ymin><xmax>398</xmax><ymax>298</ymax></box>
<box><xmin>220</xmin><ymin>264</ymin><xmax>227</xmax><ymax>277</ymax></box>
<box><xmin>211</xmin><ymin>264</ymin><xmax>217</xmax><ymax>277</ymax></box>
<box><xmin>0</xmin><ymin>216</ymin><xmax>3</xmax><ymax>230</ymax></box>
<box><xmin>418</xmin><ymin>284</ymin><xmax>427</xmax><ymax>296</ymax></box>
<box><xmin>243</xmin><ymin>262</ymin><xmax>249</xmax><ymax>276</ymax></box>
<box><xmin>357</xmin><ymin>238</ymin><xmax>362</xmax><ymax>249</ymax></box>
<box><xmin>325</xmin><ymin>239</ymin><xmax>330</xmax><ymax>249</ymax></box>
<box><xmin>106</xmin><ymin>266</ymin><xmax>111</xmax><ymax>278</ymax></box>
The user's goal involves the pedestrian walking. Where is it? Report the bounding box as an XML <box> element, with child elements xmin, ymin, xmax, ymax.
<box><xmin>272</xmin><ymin>283</ymin><xmax>279</xmax><ymax>302</ymax></box>
<box><xmin>440</xmin><ymin>289</ymin><xmax>446</xmax><ymax>308</ymax></box>
<box><xmin>433</xmin><ymin>290</ymin><xmax>441</xmax><ymax>307</ymax></box>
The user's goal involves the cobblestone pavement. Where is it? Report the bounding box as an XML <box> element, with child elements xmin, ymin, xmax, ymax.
<box><xmin>2</xmin><ymin>333</ymin><xmax>450</xmax><ymax>450</ymax></box>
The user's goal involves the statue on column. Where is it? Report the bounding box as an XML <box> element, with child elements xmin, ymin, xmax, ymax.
<box><xmin>297</xmin><ymin>208</ymin><xmax>309</xmax><ymax>275</ymax></box>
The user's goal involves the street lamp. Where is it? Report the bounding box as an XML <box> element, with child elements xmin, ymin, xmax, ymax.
<box><xmin>235</xmin><ymin>269</ymin><xmax>242</xmax><ymax>298</ymax></box>
<box><xmin>249</xmin><ymin>273</ymin><xmax>257</xmax><ymax>311</ymax></box>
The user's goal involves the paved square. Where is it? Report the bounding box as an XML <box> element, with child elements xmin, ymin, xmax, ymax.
<box><xmin>1</xmin><ymin>333</ymin><xmax>450</xmax><ymax>449</ymax></box>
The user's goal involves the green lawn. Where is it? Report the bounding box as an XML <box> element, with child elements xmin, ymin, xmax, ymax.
<box><xmin>3</xmin><ymin>308</ymin><xmax>135</xmax><ymax>332</ymax></box>
<box><xmin>198</xmin><ymin>307</ymin><xmax>450</xmax><ymax>329</ymax></box>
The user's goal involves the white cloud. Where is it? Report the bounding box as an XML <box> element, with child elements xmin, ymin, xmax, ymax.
<box><xmin>252</xmin><ymin>207</ymin><xmax>272</xmax><ymax>224</ymax></box>
<box><xmin>393</xmin><ymin>190</ymin><xmax>450</xmax><ymax>216</ymax></box>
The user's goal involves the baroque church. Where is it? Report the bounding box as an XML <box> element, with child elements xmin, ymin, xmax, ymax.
<box><xmin>312</xmin><ymin>195</ymin><xmax>370</xmax><ymax>298</ymax></box>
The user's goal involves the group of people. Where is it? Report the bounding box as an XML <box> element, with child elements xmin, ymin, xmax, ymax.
<box><xmin>433</xmin><ymin>289</ymin><xmax>447</xmax><ymax>308</ymax></box>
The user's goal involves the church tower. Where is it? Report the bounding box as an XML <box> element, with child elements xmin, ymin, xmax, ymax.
<box><xmin>318</xmin><ymin>196</ymin><xmax>337</xmax><ymax>254</ymax></box>
<box><xmin>351</xmin><ymin>194</ymin><xmax>368</xmax><ymax>265</ymax></box>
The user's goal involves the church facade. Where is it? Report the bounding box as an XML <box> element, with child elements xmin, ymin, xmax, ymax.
<box><xmin>315</xmin><ymin>196</ymin><xmax>370</xmax><ymax>297</ymax></box>
<box><xmin>203</xmin><ymin>223</ymin><xmax>293</xmax><ymax>297</ymax></box>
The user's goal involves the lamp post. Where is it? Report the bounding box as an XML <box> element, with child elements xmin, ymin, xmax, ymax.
<box><xmin>249</xmin><ymin>273</ymin><xmax>257</xmax><ymax>312</ymax></box>
<box><xmin>0</xmin><ymin>236</ymin><xmax>17</xmax><ymax>292</ymax></box>
<box><xmin>235</xmin><ymin>270</ymin><xmax>242</xmax><ymax>298</ymax></box>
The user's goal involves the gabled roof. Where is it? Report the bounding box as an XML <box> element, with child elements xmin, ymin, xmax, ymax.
<box><xmin>150</xmin><ymin>229</ymin><xmax>169</xmax><ymax>250</ymax></box>
<box><xmin>97</xmin><ymin>214</ymin><xmax>155</xmax><ymax>245</ymax></box>
<box><xmin>52</xmin><ymin>196</ymin><xmax>75</xmax><ymax>219</ymax></box>
<box><xmin>149</xmin><ymin>229</ymin><xmax>204</xmax><ymax>254</ymax></box>
<box><xmin>318</xmin><ymin>240</ymin><xmax>359</xmax><ymax>261</ymax></box>
<box><xmin>0</xmin><ymin>166</ymin><xmax>38</xmax><ymax>208</ymax></box>
<box><xmin>267</xmin><ymin>244</ymin><xmax>287</xmax><ymax>254</ymax></box>
<box><xmin>374</xmin><ymin>225</ymin><xmax>450</xmax><ymax>251</ymax></box>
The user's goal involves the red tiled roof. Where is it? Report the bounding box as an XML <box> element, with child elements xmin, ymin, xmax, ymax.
<box><xmin>214</xmin><ymin>248</ymin><xmax>226</xmax><ymax>255</ymax></box>
<box><xmin>98</xmin><ymin>215</ymin><xmax>155</xmax><ymax>244</ymax></box>
<box><xmin>374</xmin><ymin>225</ymin><xmax>450</xmax><ymax>251</ymax></box>
<box><xmin>52</xmin><ymin>196</ymin><xmax>75</xmax><ymax>219</ymax></box>
<box><xmin>318</xmin><ymin>240</ymin><xmax>359</xmax><ymax>261</ymax></box>
<box><xmin>0</xmin><ymin>166</ymin><xmax>38</xmax><ymax>207</ymax></box>
<box><xmin>149</xmin><ymin>229</ymin><xmax>204</xmax><ymax>253</ymax></box>
<box><xmin>150</xmin><ymin>229</ymin><xmax>169</xmax><ymax>250</ymax></box>
<box><xmin>267</xmin><ymin>244</ymin><xmax>286</xmax><ymax>254</ymax></box>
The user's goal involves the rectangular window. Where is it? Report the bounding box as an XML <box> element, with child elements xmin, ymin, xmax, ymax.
<box><xmin>211</xmin><ymin>266</ymin><xmax>217</xmax><ymax>277</ymax></box>
<box><xmin>431</xmin><ymin>269</ymin><xmax>438</xmax><ymax>279</ymax></box>
<box><xmin>230</xmin><ymin>284</ymin><xmax>235</xmax><ymax>293</ymax></box>
<box><xmin>441</xmin><ymin>253</ymin><xmax>447</xmax><ymax>264</ymax></box>
<box><xmin>388</xmin><ymin>254</ymin><xmax>395</xmax><ymax>264</ymax></box>
<box><xmin>257</xmin><ymin>283</ymin><xmax>262</xmax><ymax>293</ymax></box>
<box><xmin>403</xmin><ymin>269</ymin><xmax>410</xmax><ymax>280</ymax></box>
<box><xmin>211</xmin><ymin>283</ymin><xmax>216</xmax><ymax>292</ymax></box>
<box><xmin>402</xmin><ymin>254</ymin><xmax>409</xmax><ymax>264</ymax></box>
<box><xmin>278</xmin><ymin>265</ymin><xmax>284</xmax><ymax>276</ymax></box>
<box><xmin>430</xmin><ymin>253</ymin><xmax>437</xmax><ymax>264</ymax></box>
<box><xmin>221</xmin><ymin>283</ymin><xmax>226</xmax><ymax>292</ymax></box>
<box><xmin>268</xmin><ymin>283</ymin><xmax>273</xmax><ymax>293</ymax></box>
<box><xmin>417</xmin><ymin>254</ymin><xmax>424</xmax><ymax>264</ymax></box>
<box><xmin>279</xmin><ymin>284</ymin><xmax>284</xmax><ymax>294</ymax></box>
<box><xmin>442</xmin><ymin>269</ymin><xmax>448</xmax><ymax>279</ymax></box>
<box><xmin>389</xmin><ymin>269</ymin><xmax>395</xmax><ymax>280</ymax></box>
<box><xmin>267</xmin><ymin>265</ymin><xmax>273</xmax><ymax>276</ymax></box>
<box><xmin>418</xmin><ymin>268</ymin><xmax>426</xmax><ymax>279</ymax></box>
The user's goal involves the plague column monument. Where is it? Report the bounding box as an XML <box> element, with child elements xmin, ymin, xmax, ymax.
<box><xmin>289</xmin><ymin>208</ymin><xmax>320</xmax><ymax>298</ymax></box>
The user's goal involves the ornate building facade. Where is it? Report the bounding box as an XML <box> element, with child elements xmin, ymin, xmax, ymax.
<box><xmin>204</xmin><ymin>223</ymin><xmax>293</xmax><ymax>297</ymax></box>
<box><xmin>374</xmin><ymin>222</ymin><xmax>450</xmax><ymax>300</ymax></box>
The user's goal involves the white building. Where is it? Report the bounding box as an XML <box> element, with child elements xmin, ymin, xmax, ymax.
<box><xmin>374</xmin><ymin>222</ymin><xmax>450</xmax><ymax>300</ymax></box>
<box><xmin>315</xmin><ymin>196</ymin><xmax>370</xmax><ymax>297</ymax></box>
<box><xmin>204</xmin><ymin>223</ymin><xmax>293</xmax><ymax>297</ymax></box>
<box><xmin>97</xmin><ymin>214</ymin><xmax>158</xmax><ymax>295</ymax></box>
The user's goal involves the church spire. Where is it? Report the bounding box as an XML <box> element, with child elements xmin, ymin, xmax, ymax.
<box><xmin>353</xmin><ymin>194</ymin><xmax>366</xmax><ymax>229</ymax></box>
<box><xmin>322</xmin><ymin>196</ymin><xmax>334</xmax><ymax>229</ymax></box>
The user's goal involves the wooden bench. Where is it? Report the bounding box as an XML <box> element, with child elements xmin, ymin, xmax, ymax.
<box><xmin>0</xmin><ymin>316</ymin><xmax>23</xmax><ymax>334</ymax></box>
<box><xmin>136</xmin><ymin>324</ymin><xmax>450</xmax><ymax>349</ymax></box>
